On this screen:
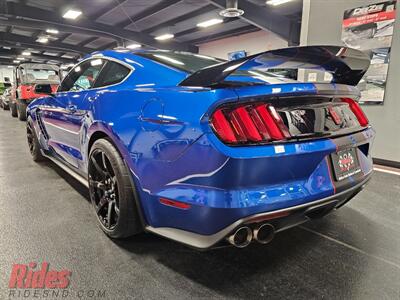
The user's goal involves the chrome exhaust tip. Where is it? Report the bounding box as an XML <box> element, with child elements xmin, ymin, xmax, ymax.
<box><xmin>253</xmin><ymin>223</ymin><xmax>275</xmax><ymax>244</ymax></box>
<box><xmin>226</xmin><ymin>226</ymin><xmax>253</xmax><ymax>248</ymax></box>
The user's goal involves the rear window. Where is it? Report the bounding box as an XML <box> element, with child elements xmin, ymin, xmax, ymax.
<box><xmin>137</xmin><ymin>51</ymin><xmax>299</xmax><ymax>84</ymax></box>
<box><xmin>137</xmin><ymin>51</ymin><xmax>223</xmax><ymax>73</ymax></box>
<box><xmin>94</xmin><ymin>61</ymin><xmax>130</xmax><ymax>88</ymax></box>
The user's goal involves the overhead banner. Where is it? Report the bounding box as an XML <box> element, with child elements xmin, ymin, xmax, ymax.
<box><xmin>341</xmin><ymin>0</ymin><xmax>397</xmax><ymax>104</ymax></box>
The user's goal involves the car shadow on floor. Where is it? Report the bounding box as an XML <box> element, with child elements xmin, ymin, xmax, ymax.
<box><xmin>112</xmin><ymin>211</ymin><xmax>374</xmax><ymax>299</ymax></box>
<box><xmin>47</xmin><ymin>161</ymin><xmax>377</xmax><ymax>298</ymax></box>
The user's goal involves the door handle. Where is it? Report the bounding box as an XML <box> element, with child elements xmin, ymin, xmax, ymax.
<box><xmin>67</xmin><ymin>104</ymin><xmax>77</xmax><ymax>113</ymax></box>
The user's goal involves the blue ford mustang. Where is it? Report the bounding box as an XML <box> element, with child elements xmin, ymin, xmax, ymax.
<box><xmin>27</xmin><ymin>46</ymin><xmax>374</xmax><ymax>249</ymax></box>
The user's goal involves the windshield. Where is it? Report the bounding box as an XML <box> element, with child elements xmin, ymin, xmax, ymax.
<box><xmin>137</xmin><ymin>51</ymin><xmax>298</xmax><ymax>84</ymax></box>
<box><xmin>20</xmin><ymin>68</ymin><xmax>60</xmax><ymax>83</ymax></box>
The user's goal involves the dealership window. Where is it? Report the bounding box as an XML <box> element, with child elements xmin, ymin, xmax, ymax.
<box><xmin>94</xmin><ymin>61</ymin><xmax>131</xmax><ymax>88</ymax></box>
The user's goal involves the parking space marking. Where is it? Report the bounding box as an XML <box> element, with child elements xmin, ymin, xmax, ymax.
<box><xmin>299</xmin><ymin>226</ymin><xmax>400</xmax><ymax>270</ymax></box>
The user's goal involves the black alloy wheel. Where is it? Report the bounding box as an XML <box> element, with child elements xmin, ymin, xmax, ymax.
<box><xmin>89</xmin><ymin>149</ymin><xmax>120</xmax><ymax>230</ymax></box>
<box><xmin>88</xmin><ymin>139</ymin><xmax>142</xmax><ymax>238</ymax></box>
<box><xmin>26</xmin><ymin>118</ymin><xmax>45</xmax><ymax>162</ymax></box>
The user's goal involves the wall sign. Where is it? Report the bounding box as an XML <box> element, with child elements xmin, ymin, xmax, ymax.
<box><xmin>342</xmin><ymin>0</ymin><xmax>397</xmax><ymax>104</ymax></box>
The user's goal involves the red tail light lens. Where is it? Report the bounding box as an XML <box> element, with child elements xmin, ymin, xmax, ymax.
<box><xmin>211</xmin><ymin>109</ymin><xmax>237</xmax><ymax>143</ymax></box>
<box><xmin>210</xmin><ymin>103</ymin><xmax>290</xmax><ymax>145</ymax></box>
<box><xmin>341</xmin><ymin>98</ymin><xmax>369</xmax><ymax>127</ymax></box>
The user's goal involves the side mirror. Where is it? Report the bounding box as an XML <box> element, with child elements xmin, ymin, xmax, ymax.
<box><xmin>35</xmin><ymin>84</ymin><xmax>53</xmax><ymax>95</ymax></box>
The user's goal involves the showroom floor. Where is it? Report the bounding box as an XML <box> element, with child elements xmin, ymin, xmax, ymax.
<box><xmin>0</xmin><ymin>110</ymin><xmax>399</xmax><ymax>300</ymax></box>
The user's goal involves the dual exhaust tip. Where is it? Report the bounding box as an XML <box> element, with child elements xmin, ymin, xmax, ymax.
<box><xmin>226</xmin><ymin>223</ymin><xmax>275</xmax><ymax>248</ymax></box>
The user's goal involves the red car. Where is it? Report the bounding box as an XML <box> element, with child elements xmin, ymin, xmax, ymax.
<box><xmin>10</xmin><ymin>63</ymin><xmax>61</xmax><ymax>121</ymax></box>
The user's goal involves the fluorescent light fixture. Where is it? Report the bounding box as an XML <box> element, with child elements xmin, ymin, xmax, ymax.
<box><xmin>153</xmin><ymin>54</ymin><xmax>184</xmax><ymax>65</ymax></box>
<box><xmin>197</xmin><ymin>18</ymin><xmax>223</xmax><ymax>28</ymax></box>
<box><xmin>74</xmin><ymin>66</ymin><xmax>81</xmax><ymax>72</ymax></box>
<box><xmin>13</xmin><ymin>60</ymin><xmax>20</xmax><ymax>63</ymax></box>
<box><xmin>17</xmin><ymin>57</ymin><xmax>25</xmax><ymax>60</ymax></box>
<box><xmin>3</xmin><ymin>46</ymin><xmax>11</xmax><ymax>50</ymax></box>
<box><xmin>266</xmin><ymin>0</ymin><xmax>293</xmax><ymax>6</ymax></box>
<box><xmin>22</xmin><ymin>51</ymin><xmax>31</xmax><ymax>56</ymax></box>
<box><xmin>7</xmin><ymin>65</ymin><xmax>14</xmax><ymax>68</ymax></box>
<box><xmin>126</xmin><ymin>43</ymin><xmax>141</xmax><ymax>49</ymax></box>
<box><xmin>90</xmin><ymin>59</ymin><xmax>103</xmax><ymax>66</ymax></box>
<box><xmin>46</xmin><ymin>29</ymin><xmax>59</xmax><ymax>34</ymax></box>
<box><xmin>36</xmin><ymin>37</ymin><xmax>49</xmax><ymax>43</ymax></box>
<box><xmin>63</xmin><ymin>9</ymin><xmax>82</xmax><ymax>19</ymax></box>
<box><xmin>154</xmin><ymin>33</ymin><xmax>174</xmax><ymax>41</ymax></box>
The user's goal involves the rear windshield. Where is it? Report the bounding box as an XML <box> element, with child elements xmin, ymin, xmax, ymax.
<box><xmin>137</xmin><ymin>51</ymin><xmax>299</xmax><ymax>84</ymax></box>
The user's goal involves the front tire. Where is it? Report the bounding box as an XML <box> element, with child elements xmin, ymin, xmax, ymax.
<box><xmin>26</xmin><ymin>117</ymin><xmax>45</xmax><ymax>162</ymax></box>
<box><xmin>10</xmin><ymin>102</ymin><xmax>18</xmax><ymax>117</ymax></box>
<box><xmin>17</xmin><ymin>100</ymin><xmax>27</xmax><ymax>121</ymax></box>
<box><xmin>88</xmin><ymin>139</ymin><xmax>143</xmax><ymax>238</ymax></box>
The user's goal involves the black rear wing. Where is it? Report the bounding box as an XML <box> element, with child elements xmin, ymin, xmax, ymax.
<box><xmin>179</xmin><ymin>46</ymin><xmax>370</xmax><ymax>87</ymax></box>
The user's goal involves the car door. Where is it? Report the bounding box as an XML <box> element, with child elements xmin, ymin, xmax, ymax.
<box><xmin>40</xmin><ymin>58</ymin><xmax>106</xmax><ymax>168</ymax></box>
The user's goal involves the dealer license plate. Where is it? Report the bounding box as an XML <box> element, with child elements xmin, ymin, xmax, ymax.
<box><xmin>331</xmin><ymin>148</ymin><xmax>362</xmax><ymax>181</ymax></box>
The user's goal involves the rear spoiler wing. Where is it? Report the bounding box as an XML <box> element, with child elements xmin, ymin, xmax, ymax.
<box><xmin>179</xmin><ymin>46</ymin><xmax>370</xmax><ymax>87</ymax></box>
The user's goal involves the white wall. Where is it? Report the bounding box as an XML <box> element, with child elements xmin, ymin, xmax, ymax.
<box><xmin>198</xmin><ymin>30</ymin><xmax>288</xmax><ymax>59</ymax></box>
<box><xmin>0</xmin><ymin>66</ymin><xmax>13</xmax><ymax>82</ymax></box>
<box><xmin>301</xmin><ymin>0</ymin><xmax>400</xmax><ymax>163</ymax></box>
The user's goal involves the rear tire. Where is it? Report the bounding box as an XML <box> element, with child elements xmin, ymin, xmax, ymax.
<box><xmin>26</xmin><ymin>117</ymin><xmax>45</xmax><ymax>162</ymax></box>
<box><xmin>17</xmin><ymin>101</ymin><xmax>27</xmax><ymax>121</ymax></box>
<box><xmin>88</xmin><ymin>139</ymin><xmax>143</xmax><ymax>238</ymax></box>
<box><xmin>10</xmin><ymin>102</ymin><xmax>17</xmax><ymax>117</ymax></box>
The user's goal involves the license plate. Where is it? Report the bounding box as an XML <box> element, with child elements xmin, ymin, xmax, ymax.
<box><xmin>331</xmin><ymin>148</ymin><xmax>362</xmax><ymax>181</ymax></box>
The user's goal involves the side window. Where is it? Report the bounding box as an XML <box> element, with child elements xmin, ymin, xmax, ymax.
<box><xmin>94</xmin><ymin>61</ymin><xmax>130</xmax><ymax>88</ymax></box>
<box><xmin>59</xmin><ymin>59</ymin><xmax>105</xmax><ymax>92</ymax></box>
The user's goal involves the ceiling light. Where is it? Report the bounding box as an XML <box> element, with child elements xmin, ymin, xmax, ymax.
<box><xmin>197</xmin><ymin>18</ymin><xmax>223</xmax><ymax>28</ymax></box>
<box><xmin>63</xmin><ymin>9</ymin><xmax>82</xmax><ymax>20</ymax></box>
<box><xmin>219</xmin><ymin>8</ymin><xmax>244</xmax><ymax>17</ymax></box>
<box><xmin>126</xmin><ymin>43</ymin><xmax>141</xmax><ymax>49</ymax></box>
<box><xmin>13</xmin><ymin>60</ymin><xmax>20</xmax><ymax>63</ymax></box>
<box><xmin>219</xmin><ymin>0</ymin><xmax>244</xmax><ymax>17</ymax></box>
<box><xmin>7</xmin><ymin>65</ymin><xmax>14</xmax><ymax>68</ymax></box>
<box><xmin>155</xmin><ymin>34</ymin><xmax>174</xmax><ymax>41</ymax></box>
<box><xmin>17</xmin><ymin>57</ymin><xmax>25</xmax><ymax>60</ymax></box>
<box><xmin>266</xmin><ymin>0</ymin><xmax>293</xmax><ymax>6</ymax></box>
<box><xmin>46</xmin><ymin>29</ymin><xmax>59</xmax><ymax>34</ymax></box>
<box><xmin>3</xmin><ymin>46</ymin><xmax>11</xmax><ymax>50</ymax></box>
<box><xmin>36</xmin><ymin>37</ymin><xmax>49</xmax><ymax>43</ymax></box>
<box><xmin>22</xmin><ymin>51</ymin><xmax>31</xmax><ymax>56</ymax></box>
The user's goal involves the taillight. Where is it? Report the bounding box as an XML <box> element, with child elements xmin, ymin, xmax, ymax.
<box><xmin>210</xmin><ymin>103</ymin><xmax>290</xmax><ymax>145</ymax></box>
<box><xmin>341</xmin><ymin>98</ymin><xmax>369</xmax><ymax>127</ymax></box>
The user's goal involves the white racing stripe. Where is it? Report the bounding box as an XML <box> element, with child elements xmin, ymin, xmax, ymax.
<box><xmin>373</xmin><ymin>167</ymin><xmax>400</xmax><ymax>176</ymax></box>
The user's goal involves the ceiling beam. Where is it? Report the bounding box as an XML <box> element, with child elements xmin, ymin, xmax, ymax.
<box><xmin>0</xmin><ymin>32</ymin><xmax>91</xmax><ymax>55</ymax></box>
<box><xmin>143</xmin><ymin>4</ymin><xmax>217</xmax><ymax>34</ymax></box>
<box><xmin>115</xmin><ymin>0</ymin><xmax>181</xmax><ymax>28</ymax></box>
<box><xmin>188</xmin><ymin>25</ymin><xmax>259</xmax><ymax>45</ymax></box>
<box><xmin>77</xmin><ymin>37</ymin><xmax>99</xmax><ymax>47</ymax></box>
<box><xmin>1</xmin><ymin>1</ymin><xmax>198</xmax><ymax>52</ymax></box>
<box><xmin>90</xmin><ymin>0</ymin><xmax>130</xmax><ymax>20</ymax></box>
<box><xmin>208</xmin><ymin>0</ymin><xmax>300</xmax><ymax>44</ymax></box>
<box><xmin>0</xmin><ymin>49</ymin><xmax>75</xmax><ymax>64</ymax></box>
<box><xmin>174</xmin><ymin>18</ymin><xmax>237</xmax><ymax>39</ymax></box>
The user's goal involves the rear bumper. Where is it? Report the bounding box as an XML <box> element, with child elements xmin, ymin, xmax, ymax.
<box><xmin>145</xmin><ymin>174</ymin><xmax>371</xmax><ymax>249</ymax></box>
<box><xmin>134</xmin><ymin>127</ymin><xmax>374</xmax><ymax>240</ymax></box>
